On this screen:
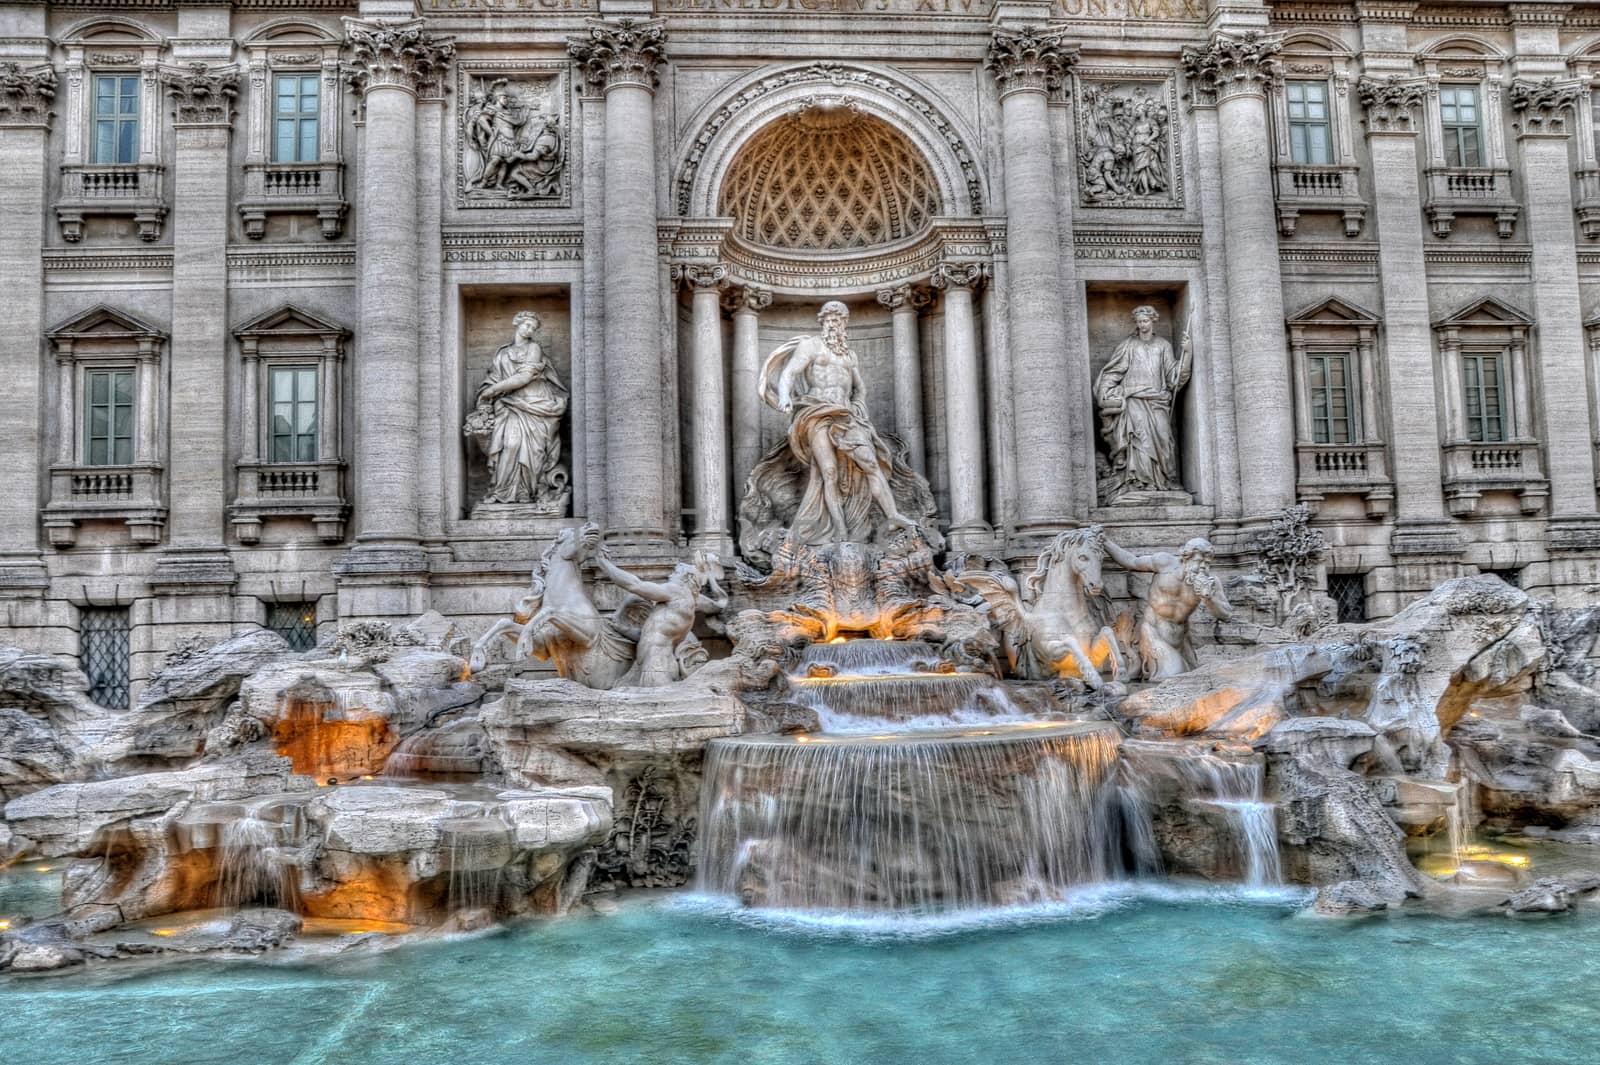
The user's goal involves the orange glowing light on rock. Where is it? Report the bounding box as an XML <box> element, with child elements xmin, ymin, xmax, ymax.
<box><xmin>459</xmin><ymin>663</ymin><xmax>474</xmax><ymax>682</ymax></box>
<box><xmin>827</xmin><ymin>636</ymin><xmax>848</xmax><ymax>644</ymax></box>
<box><xmin>151</xmin><ymin>928</ymin><xmax>178</xmax><ymax>937</ymax></box>
<box><xmin>34</xmin><ymin>866</ymin><xmax>53</xmax><ymax>874</ymax></box>
<box><xmin>0</xmin><ymin>919</ymin><xmax>11</xmax><ymax>931</ymax></box>
<box><xmin>273</xmin><ymin>693</ymin><xmax>396</xmax><ymax>780</ymax></box>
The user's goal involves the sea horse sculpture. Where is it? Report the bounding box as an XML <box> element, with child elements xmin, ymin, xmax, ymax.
<box><xmin>953</xmin><ymin>526</ymin><xmax>1125</xmax><ymax>690</ymax></box>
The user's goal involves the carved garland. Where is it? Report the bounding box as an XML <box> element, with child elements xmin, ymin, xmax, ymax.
<box><xmin>1181</xmin><ymin>30</ymin><xmax>1284</xmax><ymax>106</ymax></box>
<box><xmin>676</xmin><ymin>61</ymin><xmax>984</xmax><ymax>217</ymax></box>
<box><xmin>0</xmin><ymin>62</ymin><xmax>57</xmax><ymax>127</ymax></box>
<box><xmin>1357</xmin><ymin>75</ymin><xmax>1428</xmax><ymax>134</ymax></box>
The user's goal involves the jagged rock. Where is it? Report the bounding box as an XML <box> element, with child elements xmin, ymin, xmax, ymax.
<box><xmin>483</xmin><ymin>658</ymin><xmax>748</xmax><ymax>788</ymax></box>
<box><xmin>0</xmin><ymin>648</ymin><xmax>99</xmax><ymax>796</ymax></box>
<box><xmin>0</xmin><ymin>708</ymin><xmax>87</xmax><ymax>800</ymax></box>
<box><xmin>1502</xmin><ymin>874</ymin><xmax>1600</xmax><ymax>915</ymax></box>
<box><xmin>1451</xmin><ymin>710</ymin><xmax>1600</xmax><ymax>827</ymax></box>
<box><xmin>215</xmin><ymin>908</ymin><xmax>302</xmax><ymax>952</ymax></box>
<box><xmin>4</xmin><ymin>753</ymin><xmax>297</xmax><ymax>857</ymax></box>
<box><xmin>7</xmin><ymin>940</ymin><xmax>85</xmax><ymax>972</ymax></box>
<box><xmin>1257</xmin><ymin>717</ymin><xmax>1377</xmax><ymax>770</ymax></box>
<box><xmin>0</xmin><ymin>647</ymin><xmax>103</xmax><ymax>723</ymax></box>
<box><xmin>1313</xmin><ymin>879</ymin><xmax>1393</xmax><ymax>916</ymax></box>
<box><xmin>398</xmin><ymin>611</ymin><xmax>470</xmax><ymax>658</ymax></box>
<box><xmin>1116</xmin><ymin>740</ymin><xmax>1271</xmax><ymax>881</ymax></box>
<box><xmin>98</xmin><ymin>631</ymin><xmax>294</xmax><ymax>767</ymax></box>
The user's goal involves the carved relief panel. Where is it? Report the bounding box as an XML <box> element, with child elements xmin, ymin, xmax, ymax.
<box><xmin>1073</xmin><ymin>70</ymin><xmax>1183</xmax><ymax>210</ymax></box>
<box><xmin>455</xmin><ymin>62</ymin><xmax>571</xmax><ymax>208</ymax></box>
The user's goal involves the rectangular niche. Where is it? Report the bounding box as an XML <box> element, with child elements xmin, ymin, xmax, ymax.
<box><xmin>459</xmin><ymin>285</ymin><xmax>574</xmax><ymax>520</ymax></box>
<box><xmin>1084</xmin><ymin>283</ymin><xmax>1200</xmax><ymax>506</ymax></box>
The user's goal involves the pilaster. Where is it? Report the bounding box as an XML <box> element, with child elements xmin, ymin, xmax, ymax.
<box><xmin>677</xmin><ymin>263</ymin><xmax>732</xmax><ymax>555</ymax></box>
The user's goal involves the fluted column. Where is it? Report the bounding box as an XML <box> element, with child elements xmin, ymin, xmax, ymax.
<box><xmin>1510</xmin><ymin>78</ymin><xmax>1599</xmax><ymax>523</ymax></box>
<box><xmin>156</xmin><ymin>60</ymin><xmax>240</xmax><ymax>589</ymax></box>
<box><xmin>570</xmin><ymin>18</ymin><xmax>669</xmax><ymax>546</ymax></box>
<box><xmin>1356</xmin><ymin>76</ymin><xmax>1456</xmax><ymax>542</ymax></box>
<box><xmin>1182</xmin><ymin>31</ymin><xmax>1296</xmax><ymax>521</ymax></box>
<box><xmin>985</xmin><ymin>28</ymin><xmax>1080</xmax><ymax>536</ymax></box>
<box><xmin>341</xmin><ymin>19</ymin><xmax>452</xmax><ymax>560</ymax></box>
<box><xmin>877</xmin><ymin>283</ymin><xmax>929</xmax><ymax>476</ymax></box>
<box><xmin>932</xmin><ymin>263</ymin><xmax>990</xmax><ymax>547</ymax></box>
<box><xmin>677</xmin><ymin>264</ymin><xmax>731</xmax><ymax>552</ymax></box>
<box><xmin>0</xmin><ymin>62</ymin><xmax>56</xmax><ymax>594</ymax></box>
<box><xmin>727</xmin><ymin>284</ymin><xmax>771</xmax><ymax>508</ymax></box>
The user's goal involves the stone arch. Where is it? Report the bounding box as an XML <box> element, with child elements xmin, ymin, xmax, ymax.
<box><xmin>1416</xmin><ymin>35</ymin><xmax>1508</xmax><ymax>61</ymax></box>
<box><xmin>241</xmin><ymin>19</ymin><xmax>341</xmax><ymax>46</ymax></box>
<box><xmin>1280</xmin><ymin>29</ymin><xmax>1353</xmax><ymax>58</ymax></box>
<box><xmin>675</xmin><ymin>61</ymin><xmax>985</xmax><ymax>219</ymax></box>
<box><xmin>58</xmin><ymin>16</ymin><xmax>163</xmax><ymax>44</ymax></box>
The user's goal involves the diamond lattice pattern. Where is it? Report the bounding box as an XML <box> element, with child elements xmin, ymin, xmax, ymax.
<box><xmin>719</xmin><ymin>111</ymin><xmax>942</xmax><ymax>251</ymax></box>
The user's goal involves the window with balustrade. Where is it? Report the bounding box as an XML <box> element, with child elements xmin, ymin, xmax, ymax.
<box><xmin>239</xmin><ymin>26</ymin><xmax>346</xmax><ymax>239</ymax></box>
<box><xmin>1286</xmin><ymin>80</ymin><xmax>1334</xmax><ymax>165</ymax></box>
<box><xmin>272</xmin><ymin>74</ymin><xmax>320</xmax><ymax>163</ymax></box>
<box><xmin>91</xmin><ymin>74</ymin><xmax>140</xmax><ymax>165</ymax></box>
<box><xmin>1460</xmin><ymin>351</ymin><xmax>1507</xmax><ymax>444</ymax></box>
<box><xmin>231</xmin><ymin>305</ymin><xmax>348</xmax><ymax>544</ymax></box>
<box><xmin>1306</xmin><ymin>351</ymin><xmax>1354</xmax><ymax>445</ymax></box>
<box><xmin>1268</xmin><ymin>46</ymin><xmax>1365</xmax><ymax>238</ymax></box>
<box><xmin>1286</xmin><ymin>297</ymin><xmax>1392</xmax><ymax>519</ymax></box>
<box><xmin>84</xmin><ymin>368</ymin><xmax>136</xmax><ymax>466</ymax></box>
<box><xmin>1439</xmin><ymin>84</ymin><xmax>1484</xmax><ymax>168</ymax></box>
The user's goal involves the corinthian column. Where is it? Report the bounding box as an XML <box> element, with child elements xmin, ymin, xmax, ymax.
<box><xmin>985</xmin><ymin>28</ymin><xmax>1079</xmax><ymax>537</ymax></box>
<box><xmin>726</xmin><ymin>283</ymin><xmax>771</xmax><ymax>513</ymax></box>
<box><xmin>0</xmin><ymin>62</ymin><xmax>56</xmax><ymax>597</ymax></box>
<box><xmin>570</xmin><ymin>18</ymin><xmax>670</xmax><ymax>547</ymax></box>
<box><xmin>1182</xmin><ymin>31</ymin><xmax>1296</xmax><ymax>522</ymax></box>
<box><xmin>341</xmin><ymin>19</ymin><xmax>452</xmax><ymax>566</ymax></box>
<box><xmin>1510</xmin><ymin>78</ymin><xmax>1599</xmax><ymax>524</ymax></box>
<box><xmin>155</xmin><ymin>60</ymin><xmax>240</xmax><ymax>592</ymax></box>
<box><xmin>876</xmin><ymin>283</ymin><xmax>929</xmax><ymax>476</ymax></box>
<box><xmin>931</xmin><ymin>263</ymin><xmax>989</xmax><ymax>547</ymax></box>
<box><xmin>676</xmin><ymin>264</ymin><xmax>730</xmax><ymax>552</ymax></box>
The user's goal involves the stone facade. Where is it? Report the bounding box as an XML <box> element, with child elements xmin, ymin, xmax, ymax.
<box><xmin>5</xmin><ymin>0</ymin><xmax>1600</xmax><ymax>697</ymax></box>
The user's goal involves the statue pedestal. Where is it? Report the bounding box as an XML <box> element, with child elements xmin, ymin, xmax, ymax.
<box><xmin>1103</xmin><ymin>488</ymin><xmax>1193</xmax><ymax>508</ymax></box>
<box><xmin>468</xmin><ymin>499</ymin><xmax>569</xmax><ymax>521</ymax></box>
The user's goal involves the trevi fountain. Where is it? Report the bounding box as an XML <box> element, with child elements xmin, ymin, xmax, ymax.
<box><xmin>5</xmin><ymin>3</ymin><xmax>1600</xmax><ymax>1063</ymax></box>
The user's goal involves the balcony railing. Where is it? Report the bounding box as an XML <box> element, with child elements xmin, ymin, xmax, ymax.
<box><xmin>1272</xmin><ymin>163</ymin><xmax>1366</xmax><ymax>238</ymax></box>
<box><xmin>56</xmin><ymin>164</ymin><xmax>167</xmax><ymax>242</ymax></box>
<box><xmin>1423</xmin><ymin>167</ymin><xmax>1518</xmax><ymax>238</ymax></box>
<box><xmin>43</xmin><ymin>463</ymin><xmax>165</xmax><ymax>547</ymax></box>
<box><xmin>1294</xmin><ymin>441</ymin><xmax>1392</xmax><ymax>518</ymax></box>
<box><xmin>1442</xmin><ymin>439</ymin><xmax>1547</xmax><ymax>516</ymax></box>
<box><xmin>231</xmin><ymin>460</ymin><xmax>346</xmax><ymax>543</ymax></box>
<box><xmin>238</xmin><ymin>161</ymin><xmax>347</xmax><ymax>240</ymax></box>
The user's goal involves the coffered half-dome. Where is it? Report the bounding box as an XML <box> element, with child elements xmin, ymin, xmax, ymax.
<box><xmin>718</xmin><ymin>107</ymin><xmax>943</xmax><ymax>251</ymax></box>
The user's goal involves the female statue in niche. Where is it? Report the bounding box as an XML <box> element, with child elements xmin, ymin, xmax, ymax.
<box><xmin>467</xmin><ymin>310</ymin><xmax>570</xmax><ymax>511</ymax></box>
<box><xmin>1094</xmin><ymin>304</ymin><xmax>1191</xmax><ymax>502</ymax></box>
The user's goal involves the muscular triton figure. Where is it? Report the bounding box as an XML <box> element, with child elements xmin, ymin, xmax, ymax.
<box><xmin>761</xmin><ymin>301</ymin><xmax>915</xmax><ymax>545</ymax></box>
<box><xmin>1105</xmin><ymin>536</ymin><xmax>1233</xmax><ymax>680</ymax></box>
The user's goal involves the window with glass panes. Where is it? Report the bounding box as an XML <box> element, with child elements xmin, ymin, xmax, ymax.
<box><xmin>1461</xmin><ymin>351</ymin><xmax>1507</xmax><ymax>443</ymax></box>
<box><xmin>1439</xmin><ymin>85</ymin><xmax>1483</xmax><ymax>167</ymax></box>
<box><xmin>269</xmin><ymin>366</ymin><xmax>318</xmax><ymax>463</ymax></box>
<box><xmin>1286</xmin><ymin>80</ymin><xmax>1334</xmax><ymax>165</ymax></box>
<box><xmin>92</xmin><ymin>74</ymin><xmax>139</xmax><ymax>165</ymax></box>
<box><xmin>273</xmin><ymin>74</ymin><xmax>320</xmax><ymax>163</ymax></box>
<box><xmin>1307</xmin><ymin>352</ymin><xmax>1355</xmax><ymax>444</ymax></box>
<box><xmin>80</xmin><ymin>607</ymin><xmax>131</xmax><ymax>710</ymax></box>
<box><xmin>85</xmin><ymin>369</ymin><xmax>135</xmax><ymax>466</ymax></box>
<box><xmin>1327</xmin><ymin>573</ymin><xmax>1368</xmax><ymax>624</ymax></box>
<box><xmin>266</xmin><ymin>601</ymin><xmax>319</xmax><ymax>652</ymax></box>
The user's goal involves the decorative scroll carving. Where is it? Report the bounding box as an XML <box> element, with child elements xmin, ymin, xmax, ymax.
<box><xmin>875</xmin><ymin>282</ymin><xmax>930</xmax><ymax>312</ymax></box>
<box><xmin>1181</xmin><ymin>31</ymin><xmax>1283</xmax><ymax>106</ymax></box>
<box><xmin>676</xmin><ymin>61</ymin><xmax>983</xmax><ymax>216</ymax></box>
<box><xmin>1510</xmin><ymin>78</ymin><xmax>1585</xmax><ymax>137</ymax></box>
<box><xmin>344</xmin><ymin>19</ymin><xmax>455</xmax><ymax>97</ymax></box>
<box><xmin>930</xmin><ymin>261</ymin><xmax>985</xmax><ymax>291</ymax></box>
<box><xmin>1357</xmin><ymin>76</ymin><xmax>1428</xmax><ymax>133</ymax></box>
<box><xmin>162</xmin><ymin>63</ymin><xmax>239</xmax><ymax>126</ymax></box>
<box><xmin>567</xmin><ymin>17</ymin><xmax>666</xmax><ymax>93</ymax></box>
<box><xmin>1075</xmin><ymin>76</ymin><xmax>1179</xmax><ymax>208</ymax></box>
<box><xmin>674</xmin><ymin>263</ymin><xmax>728</xmax><ymax>290</ymax></box>
<box><xmin>459</xmin><ymin>70</ymin><xmax>567</xmax><ymax>206</ymax></box>
<box><xmin>718</xmin><ymin>108</ymin><xmax>941</xmax><ymax>250</ymax></box>
<box><xmin>725</xmin><ymin>284</ymin><xmax>774</xmax><ymax>315</ymax></box>
<box><xmin>984</xmin><ymin>27</ymin><xmax>1078</xmax><ymax>97</ymax></box>
<box><xmin>0</xmin><ymin>62</ymin><xmax>57</xmax><ymax>127</ymax></box>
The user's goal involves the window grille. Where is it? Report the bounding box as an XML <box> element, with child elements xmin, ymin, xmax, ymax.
<box><xmin>266</xmin><ymin>601</ymin><xmax>319</xmax><ymax>652</ymax></box>
<box><xmin>1286</xmin><ymin>80</ymin><xmax>1333</xmax><ymax>165</ymax></box>
<box><xmin>1327</xmin><ymin>573</ymin><xmax>1367</xmax><ymax>624</ymax></box>
<box><xmin>81</xmin><ymin>607</ymin><xmax>131</xmax><ymax>710</ymax></box>
<box><xmin>1483</xmin><ymin>568</ymin><xmax>1521</xmax><ymax>589</ymax></box>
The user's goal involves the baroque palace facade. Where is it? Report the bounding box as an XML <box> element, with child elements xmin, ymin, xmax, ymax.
<box><xmin>4</xmin><ymin>0</ymin><xmax>1600</xmax><ymax>700</ymax></box>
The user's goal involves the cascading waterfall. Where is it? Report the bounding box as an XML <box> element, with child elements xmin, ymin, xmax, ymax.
<box><xmin>697</xmin><ymin>723</ymin><xmax>1122</xmax><ymax>912</ymax></box>
<box><xmin>1177</xmin><ymin>756</ymin><xmax>1282</xmax><ymax>887</ymax></box>
<box><xmin>213</xmin><ymin>798</ymin><xmax>306</xmax><ymax>911</ymax></box>
<box><xmin>440</xmin><ymin>816</ymin><xmax>509</xmax><ymax>919</ymax></box>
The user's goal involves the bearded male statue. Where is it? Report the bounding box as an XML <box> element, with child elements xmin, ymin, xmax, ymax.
<box><xmin>737</xmin><ymin>301</ymin><xmax>939</xmax><ymax>563</ymax></box>
<box><xmin>1105</xmin><ymin>536</ymin><xmax>1232</xmax><ymax>680</ymax></box>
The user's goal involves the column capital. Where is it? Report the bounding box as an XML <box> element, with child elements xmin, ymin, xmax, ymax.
<box><xmin>1357</xmin><ymin>75</ymin><xmax>1428</xmax><ymax>135</ymax></box>
<box><xmin>0</xmin><ymin>63</ymin><xmax>57</xmax><ymax>129</ymax></box>
<box><xmin>343</xmin><ymin>18</ymin><xmax>454</xmax><ymax>98</ymax></box>
<box><xmin>569</xmin><ymin>18</ymin><xmax>667</xmax><ymax>94</ymax></box>
<box><xmin>1181</xmin><ymin>31</ymin><xmax>1283</xmax><ymax>107</ymax></box>
<box><xmin>724</xmin><ymin>283</ymin><xmax>773</xmax><ymax>315</ymax></box>
<box><xmin>984</xmin><ymin>27</ymin><xmax>1077</xmax><ymax>99</ymax></box>
<box><xmin>673</xmin><ymin>262</ymin><xmax>728</xmax><ymax>292</ymax></box>
<box><xmin>161</xmin><ymin>63</ymin><xmax>239</xmax><ymax>127</ymax></box>
<box><xmin>876</xmin><ymin>282</ymin><xmax>934</xmax><ymax>311</ymax></box>
<box><xmin>930</xmin><ymin>262</ymin><xmax>987</xmax><ymax>292</ymax></box>
<box><xmin>1510</xmin><ymin>77</ymin><xmax>1586</xmax><ymax>139</ymax></box>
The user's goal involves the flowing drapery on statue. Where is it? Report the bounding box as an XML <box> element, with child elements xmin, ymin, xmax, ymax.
<box><xmin>466</xmin><ymin>310</ymin><xmax>571</xmax><ymax>512</ymax></box>
<box><xmin>1093</xmin><ymin>305</ymin><xmax>1191</xmax><ymax>501</ymax></box>
<box><xmin>737</xmin><ymin>302</ymin><xmax>940</xmax><ymax>564</ymax></box>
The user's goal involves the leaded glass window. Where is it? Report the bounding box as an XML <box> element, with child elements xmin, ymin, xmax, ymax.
<box><xmin>266</xmin><ymin>602</ymin><xmax>318</xmax><ymax>652</ymax></box>
<box><xmin>85</xmin><ymin>368</ymin><xmax>135</xmax><ymax>466</ymax></box>
<box><xmin>269</xmin><ymin>366</ymin><xmax>318</xmax><ymax>463</ymax></box>
<box><xmin>1286</xmin><ymin>80</ymin><xmax>1333</xmax><ymax>165</ymax></box>
<box><xmin>92</xmin><ymin>74</ymin><xmax>139</xmax><ymax>165</ymax></box>
<box><xmin>1461</xmin><ymin>351</ymin><xmax>1507</xmax><ymax>443</ymax></box>
<box><xmin>272</xmin><ymin>74</ymin><xmax>320</xmax><ymax>164</ymax></box>
<box><xmin>81</xmin><ymin>607</ymin><xmax>130</xmax><ymax>710</ymax></box>
<box><xmin>1440</xmin><ymin>85</ymin><xmax>1483</xmax><ymax>168</ymax></box>
<box><xmin>1327</xmin><ymin>573</ymin><xmax>1367</xmax><ymax>624</ymax></box>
